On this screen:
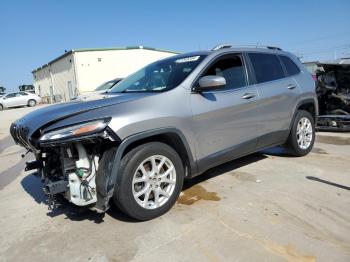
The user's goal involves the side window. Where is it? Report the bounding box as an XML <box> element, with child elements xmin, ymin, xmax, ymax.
<box><xmin>6</xmin><ymin>93</ymin><xmax>16</xmax><ymax>98</ymax></box>
<box><xmin>202</xmin><ymin>55</ymin><xmax>247</xmax><ymax>90</ymax></box>
<box><xmin>248</xmin><ymin>53</ymin><xmax>285</xmax><ymax>83</ymax></box>
<box><xmin>19</xmin><ymin>92</ymin><xmax>28</xmax><ymax>96</ymax></box>
<box><xmin>279</xmin><ymin>55</ymin><xmax>300</xmax><ymax>76</ymax></box>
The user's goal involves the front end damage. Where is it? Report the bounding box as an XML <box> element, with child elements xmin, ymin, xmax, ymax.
<box><xmin>10</xmin><ymin>120</ymin><xmax>119</xmax><ymax>212</ymax></box>
<box><xmin>316</xmin><ymin>59</ymin><xmax>350</xmax><ymax>131</ymax></box>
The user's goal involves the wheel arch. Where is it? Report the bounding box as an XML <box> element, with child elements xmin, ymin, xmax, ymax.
<box><xmin>121</xmin><ymin>130</ymin><xmax>196</xmax><ymax>177</ymax></box>
<box><xmin>296</xmin><ymin>99</ymin><xmax>317</xmax><ymax>121</ymax></box>
<box><xmin>290</xmin><ymin>98</ymin><xmax>318</xmax><ymax>129</ymax></box>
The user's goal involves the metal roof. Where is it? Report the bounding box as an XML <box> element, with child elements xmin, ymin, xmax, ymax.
<box><xmin>32</xmin><ymin>46</ymin><xmax>180</xmax><ymax>73</ymax></box>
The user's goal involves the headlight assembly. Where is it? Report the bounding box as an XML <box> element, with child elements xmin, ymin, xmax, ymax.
<box><xmin>39</xmin><ymin>119</ymin><xmax>110</xmax><ymax>141</ymax></box>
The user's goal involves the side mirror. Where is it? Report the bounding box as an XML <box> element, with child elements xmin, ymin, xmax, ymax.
<box><xmin>195</xmin><ymin>75</ymin><xmax>226</xmax><ymax>92</ymax></box>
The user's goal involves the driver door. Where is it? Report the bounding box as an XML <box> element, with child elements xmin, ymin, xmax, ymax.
<box><xmin>190</xmin><ymin>54</ymin><xmax>259</xmax><ymax>172</ymax></box>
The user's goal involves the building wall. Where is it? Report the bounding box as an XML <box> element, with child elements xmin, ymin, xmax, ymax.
<box><xmin>50</xmin><ymin>54</ymin><xmax>76</xmax><ymax>101</ymax></box>
<box><xmin>33</xmin><ymin>53</ymin><xmax>76</xmax><ymax>101</ymax></box>
<box><xmin>33</xmin><ymin>66</ymin><xmax>51</xmax><ymax>97</ymax></box>
<box><xmin>75</xmin><ymin>49</ymin><xmax>176</xmax><ymax>93</ymax></box>
<box><xmin>33</xmin><ymin>48</ymin><xmax>177</xmax><ymax>101</ymax></box>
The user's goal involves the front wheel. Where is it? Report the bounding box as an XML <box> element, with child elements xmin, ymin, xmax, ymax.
<box><xmin>0</xmin><ymin>104</ymin><xmax>3</xmax><ymax>111</ymax></box>
<box><xmin>285</xmin><ymin>110</ymin><xmax>315</xmax><ymax>156</ymax></box>
<box><xmin>113</xmin><ymin>142</ymin><xmax>184</xmax><ymax>221</ymax></box>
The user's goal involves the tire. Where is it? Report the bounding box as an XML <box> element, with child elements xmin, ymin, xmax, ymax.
<box><xmin>28</xmin><ymin>99</ymin><xmax>36</xmax><ymax>107</ymax></box>
<box><xmin>0</xmin><ymin>104</ymin><xmax>3</xmax><ymax>111</ymax></box>
<box><xmin>285</xmin><ymin>110</ymin><xmax>315</xmax><ymax>156</ymax></box>
<box><xmin>113</xmin><ymin>142</ymin><xmax>184</xmax><ymax>221</ymax></box>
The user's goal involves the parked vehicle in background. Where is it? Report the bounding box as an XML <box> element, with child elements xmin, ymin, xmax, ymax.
<box><xmin>316</xmin><ymin>58</ymin><xmax>350</xmax><ymax>131</ymax></box>
<box><xmin>0</xmin><ymin>92</ymin><xmax>41</xmax><ymax>110</ymax></box>
<box><xmin>11</xmin><ymin>45</ymin><xmax>317</xmax><ymax>220</ymax></box>
<box><xmin>0</xmin><ymin>86</ymin><xmax>5</xmax><ymax>96</ymax></box>
<box><xmin>71</xmin><ymin>78</ymin><xmax>123</xmax><ymax>100</ymax></box>
<box><xmin>19</xmin><ymin>84</ymin><xmax>35</xmax><ymax>94</ymax></box>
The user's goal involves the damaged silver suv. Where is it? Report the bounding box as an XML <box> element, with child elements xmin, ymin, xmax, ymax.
<box><xmin>11</xmin><ymin>45</ymin><xmax>317</xmax><ymax>220</ymax></box>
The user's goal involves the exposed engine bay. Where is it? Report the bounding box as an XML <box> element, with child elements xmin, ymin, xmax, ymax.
<box><xmin>40</xmin><ymin>143</ymin><xmax>99</xmax><ymax>208</ymax></box>
<box><xmin>315</xmin><ymin>58</ymin><xmax>350</xmax><ymax>131</ymax></box>
<box><xmin>11</xmin><ymin>119</ymin><xmax>119</xmax><ymax>212</ymax></box>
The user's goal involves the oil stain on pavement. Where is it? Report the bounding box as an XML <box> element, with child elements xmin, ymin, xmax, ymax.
<box><xmin>0</xmin><ymin>157</ymin><xmax>26</xmax><ymax>190</ymax></box>
<box><xmin>177</xmin><ymin>184</ymin><xmax>220</xmax><ymax>205</ymax></box>
<box><xmin>0</xmin><ymin>135</ymin><xmax>14</xmax><ymax>153</ymax></box>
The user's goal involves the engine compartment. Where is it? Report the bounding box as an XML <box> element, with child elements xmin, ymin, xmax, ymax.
<box><xmin>315</xmin><ymin>61</ymin><xmax>350</xmax><ymax>130</ymax></box>
<box><xmin>33</xmin><ymin>138</ymin><xmax>115</xmax><ymax>210</ymax></box>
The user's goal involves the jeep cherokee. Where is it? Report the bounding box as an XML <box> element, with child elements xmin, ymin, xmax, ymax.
<box><xmin>10</xmin><ymin>44</ymin><xmax>317</xmax><ymax>220</ymax></box>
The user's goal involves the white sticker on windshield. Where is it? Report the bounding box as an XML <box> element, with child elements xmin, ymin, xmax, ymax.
<box><xmin>175</xmin><ymin>56</ymin><xmax>200</xmax><ymax>63</ymax></box>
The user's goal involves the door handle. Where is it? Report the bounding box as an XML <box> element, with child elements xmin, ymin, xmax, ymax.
<box><xmin>241</xmin><ymin>93</ymin><xmax>255</xmax><ymax>99</ymax></box>
<box><xmin>287</xmin><ymin>84</ymin><xmax>296</xmax><ymax>90</ymax></box>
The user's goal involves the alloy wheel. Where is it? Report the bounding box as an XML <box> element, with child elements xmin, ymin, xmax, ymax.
<box><xmin>132</xmin><ymin>155</ymin><xmax>176</xmax><ymax>209</ymax></box>
<box><xmin>296</xmin><ymin>117</ymin><xmax>313</xmax><ymax>150</ymax></box>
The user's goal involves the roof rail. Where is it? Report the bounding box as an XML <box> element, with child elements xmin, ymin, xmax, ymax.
<box><xmin>266</xmin><ymin>46</ymin><xmax>282</xmax><ymax>51</ymax></box>
<box><xmin>211</xmin><ymin>44</ymin><xmax>282</xmax><ymax>51</ymax></box>
<box><xmin>211</xmin><ymin>44</ymin><xmax>233</xmax><ymax>51</ymax></box>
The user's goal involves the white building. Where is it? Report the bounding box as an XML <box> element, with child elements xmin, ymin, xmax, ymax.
<box><xmin>32</xmin><ymin>46</ymin><xmax>178</xmax><ymax>102</ymax></box>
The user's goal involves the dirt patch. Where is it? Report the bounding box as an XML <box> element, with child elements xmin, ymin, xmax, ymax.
<box><xmin>311</xmin><ymin>147</ymin><xmax>328</xmax><ymax>154</ymax></box>
<box><xmin>316</xmin><ymin>136</ymin><xmax>350</xmax><ymax>146</ymax></box>
<box><xmin>177</xmin><ymin>185</ymin><xmax>220</xmax><ymax>205</ymax></box>
<box><xmin>230</xmin><ymin>171</ymin><xmax>257</xmax><ymax>182</ymax></box>
<box><xmin>219</xmin><ymin>220</ymin><xmax>316</xmax><ymax>262</ymax></box>
<box><xmin>263</xmin><ymin>243</ymin><xmax>315</xmax><ymax>262</ymax></box>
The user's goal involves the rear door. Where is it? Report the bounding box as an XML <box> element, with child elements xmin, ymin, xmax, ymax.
<box><xmin>190</xmin><ymin>53</ymin><xmax>259</xmax><ymax>171</ymax></box>
<box><xmin>247</xmin><ymin>52</ymin><xmax>301</xmax><ymax>148</ymax></box>
<box><xmin>18</xmin><ymin>92</ymin><xmax>30</xmax><ymax>105</ymax></box>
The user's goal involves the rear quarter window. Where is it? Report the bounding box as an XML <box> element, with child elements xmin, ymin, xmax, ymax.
<box><xmin>248</xmin><ymin>53</ymin><xmax>285</xmax><ymax>84</ymax></box>
<box><xmin>279</xmin><ymin>55</ymin><xmax>301</xmax><ymax>76</ymax></box>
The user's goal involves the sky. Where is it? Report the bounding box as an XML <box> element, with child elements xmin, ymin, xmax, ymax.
<box><xmin>0</xmin><ymin>0</ymin><xmax>349</xmax><ymax>93</ymax></box>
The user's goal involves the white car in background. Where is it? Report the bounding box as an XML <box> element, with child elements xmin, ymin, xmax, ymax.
<box><xmin>72</xmin><ymin>78</ymin><xmax>123</xmax><ymax>101</ymax></box>
<box><xmin>0</xmin><ymin>92</ymin><xmax>41</xmax><ymax>110</ymax></box>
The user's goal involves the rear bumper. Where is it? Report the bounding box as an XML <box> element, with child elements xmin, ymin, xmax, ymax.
<box><xmin>317</xmin><ymin>115</ymin><xmax>350</xmax><ymax>132</ymax></box>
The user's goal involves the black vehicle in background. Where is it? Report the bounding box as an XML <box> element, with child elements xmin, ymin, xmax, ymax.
<box><xmin>19</xmin><ymin>85</ymin><xmax>35</xmax><ymax>94</ymax></box>
<box><xmin>316</xmin><ymin>58</ymin><xmax>350</xmax><ymax>131</ymax></box>
<box><xmin>0</xmin><ymin>86</ymin><xmax>5</xmax><ymax>96</ymax></box>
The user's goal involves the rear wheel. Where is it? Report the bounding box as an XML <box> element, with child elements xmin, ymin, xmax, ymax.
<box><xmin>286</xmin><ymin>110</ymin><xmax>315</xmax><ymax>156</ymax></box>
<box><xmin>28</xmin><ymin>99</ymin><xmax>36</xmax><ymax>107</ymax></box>
<box><xmin>113</xmin><ymin>142</ymin><xmax>184</xmax><ymax>221</ymax></box>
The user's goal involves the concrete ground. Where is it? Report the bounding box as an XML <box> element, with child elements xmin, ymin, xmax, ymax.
<box><xmin>0</xmin><ymin>106</ymin><xmax>349</xmax><ymax>262</ymax></box>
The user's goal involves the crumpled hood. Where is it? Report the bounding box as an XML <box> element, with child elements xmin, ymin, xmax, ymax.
<box><xmin>13</xmin><ymin>92</ymin><xmax>154</xmax><ymax>137</ymax></box>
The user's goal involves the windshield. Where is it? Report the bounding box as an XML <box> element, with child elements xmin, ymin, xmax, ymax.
<box><xmin>95</xmin><ymin>80</ymin><xmax>120</xmax><ymax>91</ymax></box>
<box><xmin>109</xmin><ymin>55</ymin><xmax>206</xmax><ymax>93</ymax></box>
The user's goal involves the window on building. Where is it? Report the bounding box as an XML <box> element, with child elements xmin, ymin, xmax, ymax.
<box><xmin>202</xmin><ymin>55</ymin><xmax>247</xmax><ymax>90</ymax></box>
<box><xmin>279</xmin><ymin>55</ymin><xmax>301</xmax><ymax>76</ymax></box>
<box><xmin>248</xmin><ymin>53</ymin><xmax>285</xmax><ymax>83</ymax></box>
